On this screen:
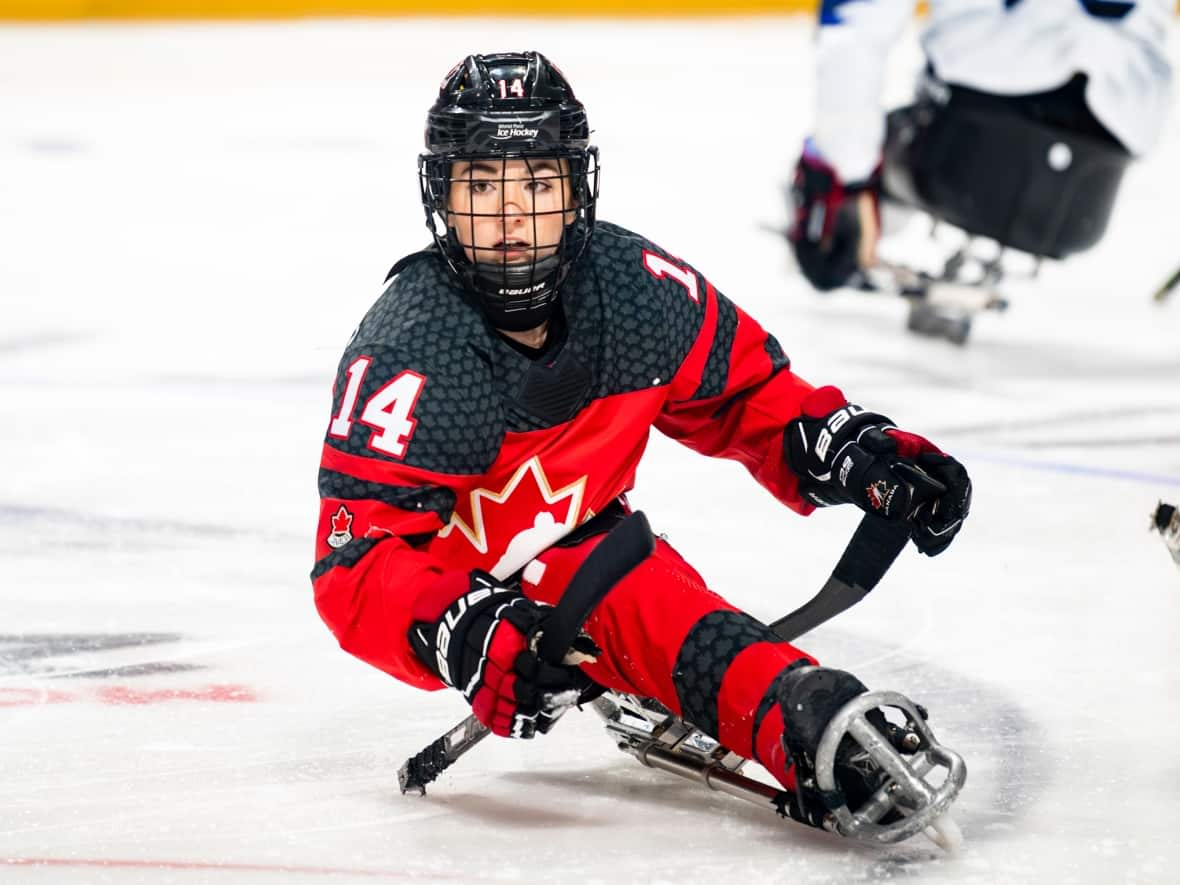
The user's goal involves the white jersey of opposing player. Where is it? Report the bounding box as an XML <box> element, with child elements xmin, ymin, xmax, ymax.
<box><xmin>814</xmin><ymin>0</ymin><xmax>1174</xmax><ymax>182</ymax></box>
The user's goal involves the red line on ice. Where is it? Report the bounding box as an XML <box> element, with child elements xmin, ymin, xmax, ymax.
<box><xmin>3</xmin><ymin>857</ymin><xmax>477</xmax><ymax>880</ymax></box>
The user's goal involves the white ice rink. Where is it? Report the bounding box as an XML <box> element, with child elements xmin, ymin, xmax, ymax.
<box><xmin>2</xmin><ymin>15</ymin><xmax>1180</xmax><ymax>884</ymax></box>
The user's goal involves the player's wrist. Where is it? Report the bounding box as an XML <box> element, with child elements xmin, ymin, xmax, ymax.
<box><xmin>801</xmin><ymin>137</ymin><xmax>880</xmax><ymax>191</ymax></box>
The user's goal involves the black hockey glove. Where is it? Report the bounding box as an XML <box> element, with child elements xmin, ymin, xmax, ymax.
<box><xmin>787</xmin><ymin>141</ymin><xmax>879</xmax><ymax>292</ymax></box>
<box><xmin>785</xmin><ymin>386</ymin><xmax>971</xmax><ymax>556</ymax></box>
<box><xmin>409</xmin><ymin>571</ymin><xmax>600</xmax><ymax>738</ymax></box>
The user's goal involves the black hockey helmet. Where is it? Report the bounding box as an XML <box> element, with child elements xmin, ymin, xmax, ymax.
<box><xmin>419</xmin><ymin>52</ymin><xmax>600</xmax><ymax>331</ymax></box>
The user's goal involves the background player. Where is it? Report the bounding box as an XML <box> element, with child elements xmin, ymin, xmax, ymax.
<box><xmin>312</xmin><ymin>52</ymin><xmax>972</xmax><ymax>833</ymax></box>
<box><xmin>788</xmin><ymin>0</ymin><xmax>1174</xmax><ymax>338</ymax></box>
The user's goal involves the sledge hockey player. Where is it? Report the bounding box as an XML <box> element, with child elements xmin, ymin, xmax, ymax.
<box><xmin>788</xmin><ymin>0</ymin><xmax>1174</xmax><ymax>341</ymax></box>
<box><xmin>312</xmin><ymin>52</ymin><xmax>972</xmax><ymax>839</ymax></box>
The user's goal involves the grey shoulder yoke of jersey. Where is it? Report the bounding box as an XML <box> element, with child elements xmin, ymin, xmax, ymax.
<box><xmin>329</xmin><ymin>251</ymin><xmax>502</xmax><ymax>476</ymax></box>
<box><xmin>572</xmin><ymin>219</ymin><xmax>709</xmax><ymax>396</ymax></box>
<box><xmin>354</xmin><ymin>249</ymin><xmax>489</xmax><ymax>361</ymax></box>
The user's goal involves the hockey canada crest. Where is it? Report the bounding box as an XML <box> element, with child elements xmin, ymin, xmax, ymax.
<box><xmin>438</xmin><ymin>456</ymin><xmax>587</xmax><ymax>575</ymax></box>
<box><xmin>326</xmin><ymin>505</ymin><xmax>354</xmax><ymax>549</ymax></box>
<box><xmin>866</xmin><ymin>480</ymin><xmax>897</xmax><ymax>514</ymax></box>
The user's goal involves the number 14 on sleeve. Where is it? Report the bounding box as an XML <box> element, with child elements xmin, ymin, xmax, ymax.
<box><xmin>328</xmin><ymin>356</ymin><xmax>425</xmax><ymax>459</ymax></box>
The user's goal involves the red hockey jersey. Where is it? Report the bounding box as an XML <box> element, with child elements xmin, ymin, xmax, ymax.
<box><xmin>312</xmin><ymin>221</ymin><xmax>817</xmax><ymax>689</ymax></box>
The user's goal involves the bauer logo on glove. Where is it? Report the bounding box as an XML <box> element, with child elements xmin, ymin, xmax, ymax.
<box><xmin>409</xmin><ymin>570</ymin><xmax>599</xmax><ymax>739</ymax></box>
<box><xmin>786</xmin><ymin>386</ymin><xmax>971</xmax><ymax>556</ymax></box>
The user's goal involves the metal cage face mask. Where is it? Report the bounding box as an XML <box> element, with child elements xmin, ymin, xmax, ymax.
<box><xmin>419</xmin><ymin>148</ymin><xmax>600</xmax><ymax>331</ymax></box>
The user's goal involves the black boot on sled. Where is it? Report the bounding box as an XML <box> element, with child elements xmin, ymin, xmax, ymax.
<box><xmin>776</xmin><ymin>666</ymin><xmax>967</xmax><ymax>848</ymax></box>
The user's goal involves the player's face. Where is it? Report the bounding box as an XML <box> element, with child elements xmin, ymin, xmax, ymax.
<box><xmin>446</xmin><ymin>157</ymin><xmax>575</xmax><ymax>266</ymax></box>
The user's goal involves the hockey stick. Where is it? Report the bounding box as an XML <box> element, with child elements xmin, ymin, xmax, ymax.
<box><xmin>770</xmin><ymin>514</ymin><xmax>911</xmax><ymax>643</ymax></box>
<box><xmin>398</xmin><ymin>510</ymin><xmax>656</xmax><ymax>795</ymax></box>
<box><xmin>1153</xmin><ymin>265</ymin><xmax>1180</xmax><ymax>303</ymax></box>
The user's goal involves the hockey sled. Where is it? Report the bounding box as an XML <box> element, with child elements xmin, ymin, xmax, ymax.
<box><xmin>592</xmin><ymin>689</ymin><xmax>965</xmax><ymax>852</ymax></box>
<box><xmin>400</xmin><ymin>515</ymin><xmax>966</xmax><ymax>850</ymax></box>
<box><xmin>868</xmin><ymin>87</ymin><xmax>1131</xmax><ymax>344</ymax></box>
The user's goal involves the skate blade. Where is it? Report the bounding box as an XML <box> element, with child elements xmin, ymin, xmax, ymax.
<box><xmin>922</xmin><ymin>812</ymin><xmax>963</xmax><ymax>854</ymax></box>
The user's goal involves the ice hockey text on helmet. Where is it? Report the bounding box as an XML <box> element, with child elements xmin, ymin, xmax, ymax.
<box><xmin>493</xmin><ymin>126</ymin><xmax>539</xmax><ymax>140</ymax></box>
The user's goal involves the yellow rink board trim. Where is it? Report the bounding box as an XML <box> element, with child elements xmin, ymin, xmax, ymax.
<box><xmin>1</xmin><ymin>0</ymin><xmax>1175</xmax><ymax>21</ymax></box>
<box><xmin>2</xmin><ymin>0</ymin><xmax>817</xmax><ymax>18</ymax></box>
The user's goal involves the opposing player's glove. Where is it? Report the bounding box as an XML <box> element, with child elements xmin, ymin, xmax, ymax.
<box><xmin>409</xmin><ymin>571</ymin><xmax>600</xmax><ymax>738</ymax></box>
<box><xmin>785</xmin><ymin>386</ymin><xmax>971</xmax><ymax>556</ymax></box>
<box><xmin>787</xmin><ymin>140</ymin><xmax>880</xmax><ymax>292</ymax></box>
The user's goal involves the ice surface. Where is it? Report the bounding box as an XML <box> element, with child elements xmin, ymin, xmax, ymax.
<box><xmin>1</xmin><ymin>16</ymin><xmax>1179</xmax><ymax>884</ymax></box>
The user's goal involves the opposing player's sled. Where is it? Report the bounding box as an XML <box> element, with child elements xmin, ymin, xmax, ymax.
<box><xmin>863</xmin><ymin>90</ymin><xmax>1130</xmax><ymax>344</ymax></box>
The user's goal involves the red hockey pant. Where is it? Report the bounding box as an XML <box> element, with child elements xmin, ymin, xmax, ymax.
<box><xmin>521</xmin><ymin>532</ymin><xmax>816</xmax><ymax>788</ymax></box>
